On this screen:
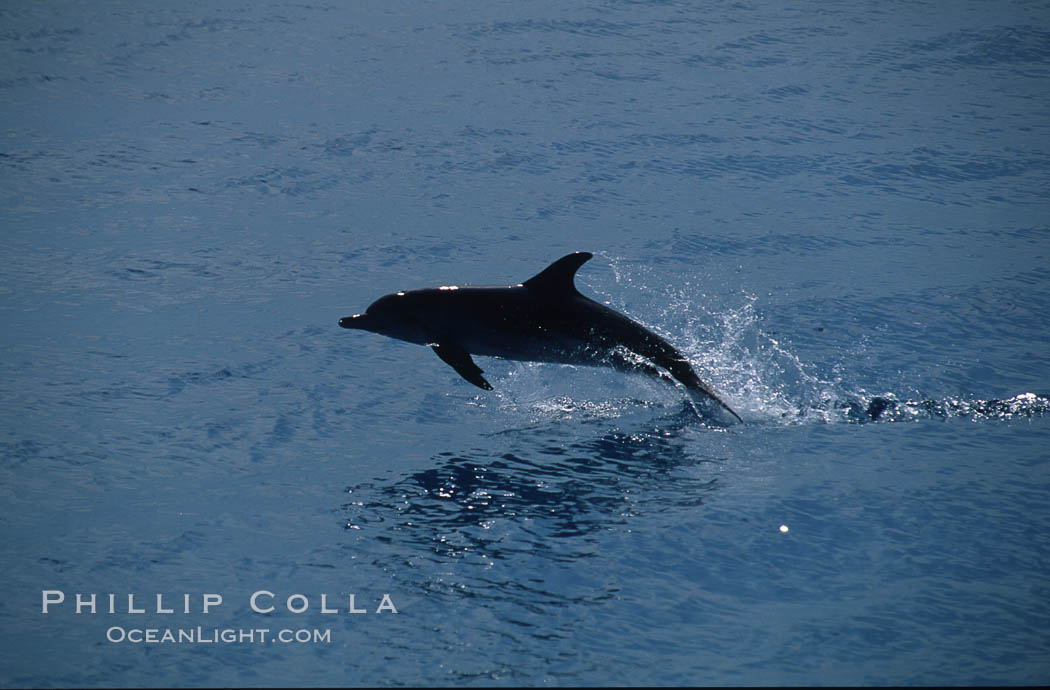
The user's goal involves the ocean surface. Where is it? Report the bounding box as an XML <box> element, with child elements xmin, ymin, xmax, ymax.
<box><xmin>2</xmin><ymin>0</ymin><xmax>1049</xmax><ymax>686</ymax></box>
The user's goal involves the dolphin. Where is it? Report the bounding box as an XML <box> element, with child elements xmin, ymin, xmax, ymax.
<box><xmin>339</xmin><ymin>252</ymin><xmax>741</xmax><ymax>423</ymax></box>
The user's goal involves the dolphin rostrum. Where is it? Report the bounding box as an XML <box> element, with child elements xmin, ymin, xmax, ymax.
<box><xmin>339</xmin><ymin>252</ymin><xmax>741</xmax><ymax>422</ymax></box>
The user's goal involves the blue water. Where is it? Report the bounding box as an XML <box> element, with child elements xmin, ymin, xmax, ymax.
<box><xmin>2</xmin><ymin>0</ymin><xmax>1049</xmax><ymax>686</ymax></box>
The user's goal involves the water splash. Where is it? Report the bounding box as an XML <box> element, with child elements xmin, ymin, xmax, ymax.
<box><xmin>595</xmin><ymin>257</ymin><xmax>1050</xmax><ymax>426</ymax></box>
<box><xmin>443</xmin><ymin>256</ymin><xmax>1047</xmax><ymax>428</ymax></box>
<box><xmin>835</xmin><ymin>391</ymin><xmax>1050</xmax><ymax>423</ymax></box>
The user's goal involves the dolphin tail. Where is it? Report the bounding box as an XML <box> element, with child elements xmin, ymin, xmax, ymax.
<box><xmin>610</xmin><ymin>348</ymin><xmax>742</xmax><ymax>423</ymax></box>
<box><xmin>664</xmin><ymin>358</ymin><xmax>742</xmax><ymax>423</ymax></box>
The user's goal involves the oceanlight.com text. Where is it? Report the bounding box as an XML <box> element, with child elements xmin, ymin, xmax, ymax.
<box><xmin>106</xmin><ymin>626</ymin><xmax>332</xmax><ymax>644</ymax></box>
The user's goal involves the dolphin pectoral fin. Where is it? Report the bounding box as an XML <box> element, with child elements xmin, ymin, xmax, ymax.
<box><xmin>432</xmin><ymin>343</ymin><xmax>493</xmax><ymax>391</ymax></box>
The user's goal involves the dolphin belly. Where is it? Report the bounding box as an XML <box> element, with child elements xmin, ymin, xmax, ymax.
<box><xmin>457</xmin><ymin>332</ymin><xmax>594</xmax><ymax>365</ymax></box>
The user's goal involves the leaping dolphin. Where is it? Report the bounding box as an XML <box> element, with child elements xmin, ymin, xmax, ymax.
<box><xmin>339</xmin><ymin>252</ymin><xmax>741</xmax><ymax>423</ymax></box>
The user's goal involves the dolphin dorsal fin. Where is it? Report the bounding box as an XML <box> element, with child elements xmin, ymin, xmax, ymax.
<box><xmin>522</xmin><ymin>252</ymin><xmax>593</xmax><ymax>295</ymax></box>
